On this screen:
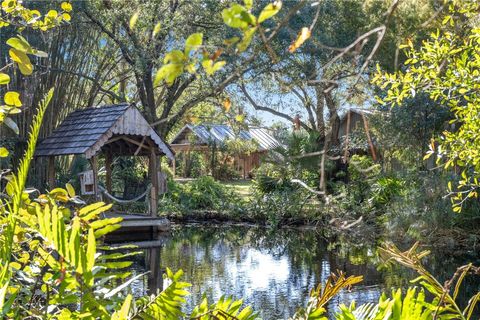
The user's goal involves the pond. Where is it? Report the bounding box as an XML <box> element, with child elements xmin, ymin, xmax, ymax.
<box><xmin>117</xmin><ymin>223</ymin><xmax>479</xmax><ymax>319</ymax></box>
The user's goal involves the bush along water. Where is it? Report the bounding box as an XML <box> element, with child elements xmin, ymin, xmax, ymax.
<box><xmin>158</xmin><ymin>176</ymin><xmax>247</xmax><ymax>221</ymax></box>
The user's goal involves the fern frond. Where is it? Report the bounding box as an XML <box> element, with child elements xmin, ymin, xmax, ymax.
<box><xmin>132</xmin><ymin>268</ymin><xmax>190</xmax><ymax>319</ymax></box>
<box><xmin>10</xmin><ymin>88</ymin><xmax>53</xmax><ymax>214</ymax></box>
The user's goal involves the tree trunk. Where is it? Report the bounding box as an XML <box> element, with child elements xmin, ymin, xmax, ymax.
<box><xmin>324</xmin><ymin>91</ymin><xmax>340</xmax><ymax>146</ymax></box>
<box><xmin>315</xmin><ymin>86</ymin><xmax>325</xmax><ymax>139</ymax></box>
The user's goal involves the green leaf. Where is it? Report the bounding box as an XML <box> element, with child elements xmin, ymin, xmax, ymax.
<box><xmin>235</xmin><ymin>114</ymin><xmax>245</xmax><ymax>123</ymax></box>
<box><xmin>258</xmin><ymin>1</ymin><xmax>282</xmax><ymax>23</ymax></box>
<box><xmin>202</xmin><ymin>59</ymin><xmax>226</xmax><ymax>75</ymax></box>
<box><xmin>243</xmin><ymin>0</ymin><xmax>253</xmax><ymax>10</ymax></box>
<box><xmin>185</xmin><ymin>33</ymin><xmax>203</xmax><ymax>56</ymax></box>
<box><xmin>32</xmin><ymin>50</ymin><xmax>48</xmax><ymax>58</ymax></box>
<box><xmin>62</xmin><ymin>13</ymin><xmax>71</xmax><ymax>22</ymax></box>
<box><xmin>49</xmin><ymin>187</ymin><xmax>68</xmax><ymax>196</ymax></box>
<box><xmin>97</xmin><ymin>261</ymin><xmax>132</xmax><ymax>269</ymax></box>
<box><xmin>9</xmin><ymin>48</ymin><xmax>33</xmax><ymax>75</ymax></box>
<box><xmin>129</xmin><ymin>11</ymin><xmax>140</xmax><ymax>30</ymax></box>
<box><xmin>237</xmin><ymin>27</ymin><xmax>257</xmax><ymax>52</ymax></box>
<box><xmin>152</xmin><ymin>22</ymin><xmax>161</xmax><ymax>37</ymax></box>
<box><xmin>422</xmin><ymin>152</ymin><xmax>433</xmax><ymax>160</ymax></box>
<box><xmin>222</xmin><ymin>4</ymin><xmax>250</xmax><ymax>29</ymax></box>
<box><xmin>112</xmin><ymin>294</ymin><xmax>132</xmax><ymax>320</ymax></box>
<box><xmin>164</xmin><ymin>50</ymin><xmax>185</xmax><ymax>64</ymax></box>
<box><xmin>0</xmin><ymin>147</ymin><xmax>9</xmax><ymax>158</ymax></box>
<box><xmin>79</xmin><ymin>202</ymin><xmax>111</xmax><ymax>220</ymax></box>
<box><xmin>86</xmin><ymin>228</ymin><xmax>96</xmax><ymax>272</ymax></box>
<box><xmin>61</xmin><ymin>2</ymin><xmax>73</xmax><ymax>12</ymax></box>
<box><xmin>155</xmin><ymin>63</ymin><xmax>184</xmax><ymax>86</ymax></box>
<box><xmin>6</xmin><ymin>36</ymin><xmax>32</xmax><ymax>53</ymax></box>
<box><xmin>94</xmin><ymin>224</ymin><xmax>121</xmax><ymax>237</ymax></box>
<box><xmin>90</xmin><ymin>217</ymin><xmax>123</xmax><ymax>230</ymax></box>
<box><xmin>47</xmin><ymin>9</ymin><xmax>58</xmax><ymax>18</ymax></box>
<box><xmin>0</xmin><ymin>73</ymin><xmax>10</xmax><ymax>85</ymax></box>
<box><xmin>224</xmin><ymin>37</ymin><xmax>240</xmax><ymax>46</ymax></box>
<box><xmin>4</xmin><ymin>91</ymin><xmax>21</xmax><ymax>107</ymax></box>
<box><xmin>65</xmin><ymin>183</ymin><xmax>75</xmax><ymax>197</ymax></box>
<box><xmin>68</xmin><ymin>217</ymin><xmax>81</xmax><ymax>269</ymax></box>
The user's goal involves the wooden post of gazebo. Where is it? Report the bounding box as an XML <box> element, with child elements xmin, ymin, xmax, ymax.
<box><xmin>172</xmin><ymin>157</ymin><xmax>176</xmax><ymax>178</ymax></box>
<box><xmin>47</xmin><ymin>156</ymin><xmax>55</xmax><ymax>188</ymax></box>
<box><xmin>105</xmin><ymin>152</ymin><xmax>112</xmax><ymax>194</ymax></box>
<box><xmin>149</xmin><ymin>150</ymin><xmax>159</xmax><ymax>217</ymax></box>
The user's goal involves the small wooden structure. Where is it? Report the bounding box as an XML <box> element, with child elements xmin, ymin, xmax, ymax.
<box><xmin>35</xmin><ymin>103</ymin><xmax>175</xmax><ymax>218</ymax></box>
<box><xmin>170</xmin><ymin>124</ymin><xmax>281</xmax><ymax>178</ymax></box>
<box><xmin>78</xmin><ymin>170</ymin><xmax>95</xmax><ymax>195</ymax></box>
<box><xmin>338</xmin><ymin>108</ymin><xmax>377</xmax><ymax>161</ymax></box>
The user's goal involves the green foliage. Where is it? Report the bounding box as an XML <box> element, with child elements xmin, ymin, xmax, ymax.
<box><xmin>190</xmin><ymin>295</ymin><xmax>257</xmax><ymax>320</ymax></box>
<box><xmin>293</xmin><ymin>243</ymin><xmax>480</xmax><ymax>320</ymax></box>
<box><xmin>343</xmin><ymin>155</ymin><xmax>381</xmax><ymax>205</ymax></box>
<box><xmin>369</xmin><ymin>176</ymin><xmax>405</xmax><ymax>206</ymax></box>
<box><xmin>372</xmin><ymin>1</ymin><xmax>480</xmax><ymax>211</ymax></box>
<box><xmin>223</xmin><ymin>137</ymin><xmax>258</xmax><ymax>157</ymax></box>
<box><xmin>336</xmin><ymin>288</ymin><xmax>437</xmax><ymax>320</ymax></box>
<box><xmin>348</xmin><ymin>155</ymin><xmax>380</xmax><ymax>182</ymax></box>
<box><xmin>154</xmin><ymin>0</ymin><xmax>282</xmax><ymax>86</ymax></box>
<box><xmin>249</xmin><ymin>188</ymin><xmax>312</xmax><ymax>228</ymax></box>
<box><xmin>184</xmin><ymin>176</ymin><xmax>230</xmax><ymax>209</ymax></box>
<box><xmin>370</xmin><ymin>94</ymin><xmax>451</xmax><ymax>170</ymax></box>
<box><xmin>160</xmin><ymin>177</ymin><xmax>244</xmax><ymax>216</ymax></box>
<box><xmin>132</xmin><ymin>268</ymin><xmax>190</xmax><ymax>319</ymax></box>
<box><xmin>0</xmin><ymin>0</ymin><xmax>69</xmax><ymax>156</ymax></box>
<box><xmin>293</xmin><ymin>271</ymin><xmax>363</xmax><ymax>319</ymax></box>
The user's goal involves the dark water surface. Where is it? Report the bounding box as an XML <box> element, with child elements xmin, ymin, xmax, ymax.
<box><xmin>118</xmin><ymin>223</ymin><xmax>479</xmax><ymax>319</ymax></box>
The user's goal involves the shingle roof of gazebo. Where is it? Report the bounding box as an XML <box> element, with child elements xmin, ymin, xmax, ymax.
<box><xmin>35</xmin><ymin>103</ymin><xmax>174</xmax><ymax>159</ymax></box>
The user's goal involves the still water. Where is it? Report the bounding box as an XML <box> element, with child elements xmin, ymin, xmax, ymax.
<box><xmin>117</xmin><ymin>223</ymin><xmax>479</xmax><ymax>319</ymax></box>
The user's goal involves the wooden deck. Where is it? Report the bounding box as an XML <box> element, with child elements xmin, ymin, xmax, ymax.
<box><xmin>108</xmin><ymin>238</ymin><xmax>168</xmax><ymax>248</ymax></box>
<box><xmin>103</xmin><ymin>212</ymin><xmax>170</xmax><ymax>230</ymax></box>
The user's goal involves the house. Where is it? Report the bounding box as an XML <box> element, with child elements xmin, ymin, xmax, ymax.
<box><xmin>170</xmin><ymin>124</ymin><xmax>281</xmax><ymax>179</ymax></box>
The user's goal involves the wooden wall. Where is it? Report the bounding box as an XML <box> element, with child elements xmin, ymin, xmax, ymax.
<box><xmin>232</xmin><ymin>151</ymin><xmax>265</xmax><ymax>179</ymax></box>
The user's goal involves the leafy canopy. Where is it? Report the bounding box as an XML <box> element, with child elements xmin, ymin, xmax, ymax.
<box><xmin>372</xmin><ymin>0</ymin><xmax>480</xmax><ymax>211</ymax></box>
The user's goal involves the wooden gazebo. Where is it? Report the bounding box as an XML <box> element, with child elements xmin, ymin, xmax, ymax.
<box><xmin>35</xmin><ymin>103</ymin><xmax>175</xmax><ymax>216</ymax></box>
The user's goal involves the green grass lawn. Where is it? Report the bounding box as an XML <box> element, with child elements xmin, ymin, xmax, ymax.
<box><xmin>221</xmin><ymin>180</ymin><xmax>253</xmax><ymax>200</ymax></box>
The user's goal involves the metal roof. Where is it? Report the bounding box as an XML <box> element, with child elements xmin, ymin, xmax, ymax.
<box><xmin>171</xmin><ymin>124</ymin><xmax>281</xmax><ymax>151</ymax></box>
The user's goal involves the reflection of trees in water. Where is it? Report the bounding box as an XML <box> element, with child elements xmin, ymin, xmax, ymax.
<box><xmin>154</xmin><ymin>224</ymin><xmax>386</xmax><ymax>318</ymax></box>
<box><xmin>124</xmin><ymin>224</ymin><xmax>479</xmax><ymax>319</ymax></box>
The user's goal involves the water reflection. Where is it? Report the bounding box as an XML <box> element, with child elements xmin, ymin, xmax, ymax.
<box><xmin>120</xmin><ymin>224</ymin><xmax>386</xmax><ymax>319</ymax></box>
<box><xmin>114</xmin><ymin>224</ymin><xmax>479</xmax><ymax>319</ymax></box>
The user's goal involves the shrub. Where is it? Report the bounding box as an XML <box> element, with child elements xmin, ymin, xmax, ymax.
<box><xmin>369</xmin><ymin>176</ymin><xmax>406</xmax><ymax>207</ymax></box>
<box><xmin>213</xmin><ymin>162</ymin><xmax>240</xmax><ymax>181</ymax></box>
<box><xmin>159</xmin><ymin>177</ymin><xmax>244</xmax><ymax>216</ymax></box>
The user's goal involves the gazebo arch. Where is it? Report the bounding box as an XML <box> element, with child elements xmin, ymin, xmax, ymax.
<box><xmin>35</xmin><ymin>103</ymin><xmax>175</xmax><ymax>216</ymax></box>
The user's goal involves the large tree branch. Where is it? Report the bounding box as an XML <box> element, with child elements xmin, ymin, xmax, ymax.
<box><xmin>240</xmin><ymin>83</ymin><xmax>311</xmax><ymax>131</ymax></box>
<box><xmin>266</xmin><ymin>0</ymin><xmax>308</xmax><ymax>42</ymax></box>
<box><xmin>83</xmin><ymin>9</ymin><xmax>135</xmax><ymax>66</ymax></box>
<box><xmin>291</xmin><ymin>86</ymin><xmax>316</xmax><ymax>129</ymax></box>
<box><xmin>153</xmin><ymin>1</ymin><xmax>310</xmax><ymax>136</ymax></box>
